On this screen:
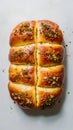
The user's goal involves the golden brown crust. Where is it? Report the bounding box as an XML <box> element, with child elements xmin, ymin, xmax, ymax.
<box><xmin>36</xmin><ymin>20</ymin><xmax>63</xmax><ymax>44</ymax></box>
<box><xmin>8</xmin><ymin>20</ymin><xmax>64</xmax><ymax>109</ymax></box>
<box><xmin>38</xmin><ymin>44</ymin><xmax>64</xmax><ymax>66</ymax></box>
<box><xmin>10</xmin><ymin>21</ymin><xmax>36</xmax><ymax>46</ymax></box>
<box><xmin>37</xmin><ymin>65</ymin><xmax>64</xmax><ymax>88</ymax></box>
<box><xmin>8</xmin><ymin>82</ymin><xmax>36</xmax><ymax>108</ymax></box>
<box><xmin>37</xmin><ymin>87</ymin><xmax>63</xmax><ymax>108</ymax></box>
<box><xmin>9</xmin><ymin>44</ymin><xmax>35</xmax><ymax>65</ymax></box>
<box><xmin>9</xmin><ymin>65</ymin><xmax>36</xmax><ymax>86</ymax></box>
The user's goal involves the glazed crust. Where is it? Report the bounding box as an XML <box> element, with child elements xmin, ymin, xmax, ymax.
<box><xmin>9</xmin><ymin>65</ymin><xmax>36</xmax><ymax>86</ymax></box>
<box><xmin>36</xmin><ymin>20</ymin><xmax>63</xmax><ymax>44</ymax></box>
<box><xmin>37</xmin><ymin>87</ymin><xmax>63</xmax><ymax>108</ymax></box>
<box><xmin>8</xmin><ymin>82</ymin><xmax>36</xmax><ymax>108</ymax></box>
<box><xmin>37</xmin><ymin>44</ymin><xmax>64</xmax><ymax>66</ymax></box>
<box><xmin>9</xmin><ymin>20</ymin><xmax>64</xmax><ymax>109</ymax></box>
<box><xmin>9</xmin><ymin>44</ymin><xmax>35</xmax><ymax>65</ymax></box>
<box><xmin>37</xmin><ymin>65</ymin><xmax>64</xmax><ymax>88</ymax></box>
<box><xmin>10</xmin><ymin>21</ymin><xmax>36</xmax><ymax>46</ymax></box>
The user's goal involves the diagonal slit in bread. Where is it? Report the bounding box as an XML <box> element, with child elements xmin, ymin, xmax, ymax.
<box><xmin>8</xmin><ymin>20</ymin><xmax>64</xmax><ymax>109</ymax></box>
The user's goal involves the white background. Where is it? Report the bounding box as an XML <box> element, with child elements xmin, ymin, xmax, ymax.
<box><xmin>0</xmin><ymin>0</ymin><xmax>73</xmax><ymax>130</ymax></box>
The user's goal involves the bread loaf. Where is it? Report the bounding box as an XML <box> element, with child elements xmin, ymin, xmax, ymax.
<box><xmin>8</xmin><ymin>20</ymin><xmax>64</xmax><ymax>109</ymax></box>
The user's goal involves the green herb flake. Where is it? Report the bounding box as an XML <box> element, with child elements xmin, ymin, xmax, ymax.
<box><xmin>27</xmin><ymin>28</ymin><xmax>34</xmax><ymax>32</ymax></box>
<box><xmin>13</xmin><ymin>52</ymin><xmax>19</xmax><ymax>58</ymax></box>
<box><xmin>25</xmin><ymin>75</ymin><xmax>31</xmax><ymax>79</ymax></box>
<box><xmin>53</xmin><ymin>57</ymin><xmax>58</xmax><ymax>62</ymax></box>
<box><xmin>55</xmin><ymin>31</ymin><xmax>60</xmax><ymax>36</ymax></box>
<box><xmin>19</xmin><ymin>23</ymin><xmax>29</xmax><ymax>32</ymax></box>
<box><xmin>45</xmin><ymin>51</ymin><xmax>53</xmax><ymax>60</ymax></box>
<box><xmin>13</xmin><ymin>50</ymin><xmax>23</xmax><ymax>58</ymax></box>
<box><xmin>47</xmin><ymin>96</ymin><xmax>55</xmax><ymax>105</ymax></box>
<box><xmin>22</xmin><ymin>69</ymin><xmax>28</xmax><ymax>75</ymax></box>
<box><xmin>29</xmin><ymin>50</ymin><xmax>33</xmax><ymax>55</ymax></box>
<box><xmin>19</xmin><ymin>23</ymin><xmax>33</xmax><ymax>33</ymax></box>
<box><xmin>41</xmin><ymin>23</ymin><xmax>51</xmax><ymax>30</ymax></box>
<box><xmin>41</xmin><ymin>96</ymin><xmax>55</xmax><ymax>109</ymax></box>
<box><xmin>19</xmin><ymin>93</ymin><xmax>24</xmax><ymax>100</ymax></box>
<box><xmin>14</xmin><ymin>75</ymin><xmax>19</xmax><ymax>80</ymax></box>
<box><xmin>45</xmin><ymin>51</ymin><xmax>62</xmax><ymax>62</ymax></box>
<box><xmin>44</xmin><ymin>32</ymin><xmax>53</xmax><ymax>37</ymax></box>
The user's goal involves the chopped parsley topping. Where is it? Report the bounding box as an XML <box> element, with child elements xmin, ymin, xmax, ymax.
<box><xmin>45</xmin><ymin>51</ymin><xmax>62</xmax><ymax>62</ymax></box>
<box><xmin>29</xmin><ymin>50</ymin><xmax>33</xmax><ymax>55</ymax></box>
<box><xmin>24</xmin><ymin>75</ymin><xmax>31</xmax><ymax>79</ymax></box>
<box><xmin>19</xmin><ymin>23</ymin><xmax>33</xmax><ymax>33</ymax></box>
<box><xmin>21</xmin><ymin>69</ymin><xmax>31</xmax><ymax>79</ymax></box>
<box><xmin>21</xmin><ymin>69</ymin><xmax>28</xmax><ymax>75</ymax></box>
<box><xmin>13</xmin><ymin>50</ymin><xmax>24</xmax><ymax>58</ymax></box>
<box><xmin>14</xmin><ymin>75</ymin><xmax>19</xmax><ymax>80</ymax></box>
<box><xmin>41</xmin><ymin>96</ymin><xmax>55</xmax><ymax>109</ymax></box>
<box><xmin>41</xmin><ymin>22</ymin><xmax>60</xmax><ymax>40</ymax></box>
<box><xmin>41</xmin><ymin>23</ymin><xmax>51</xmax><ymax>30</ymax></box>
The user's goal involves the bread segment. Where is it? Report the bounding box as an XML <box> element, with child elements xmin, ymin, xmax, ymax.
<box><xmin>10</xmin><ymin>21</ymin><xmax>36</xmax><ymax>46</ymax></box>
<box><xmin>9</xmin><ymin>44</ymin><xmax>35</xmax><ymax>65</ymax></box>
<box><xmin>9</xmin><ymin>65</ymin><xmax>36</xmax><ymax>86</ymax></box>
<box><xmin>9</xmin><ymin>20</ymin><xmax>64</xmax><ymax>109</ymax></box>
<box><xmin>36</xmin><ymin>20</ymin><xmax>63</xmax><ymax>44</ymax></box>
<box><xmin>37</xmin><ymin>43</ymin><xmax>64</xmax><ymax>66</ymax></box>
<box><xmin>8</xmin><ymin>82</ymin><xmax>36</xmax><ymax>108</ymax></box>
<box><xmin>37</xmin><ymin>65</ymin><xmax>64</xmax><ymax>88</ymax></box>
<box><xmin>36</xmin><ymin>87</ymin><xmax>63</xmax><ymax>108</ymax></box>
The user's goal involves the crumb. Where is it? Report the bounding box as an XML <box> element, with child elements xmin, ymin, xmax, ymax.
<box><xmin>2</xmin><ymin>69</ymin><xmax>5</xmax><ymax>72</ymax></box>
<box><xmin>14</xmin><ymin>101</ymin><xmax>16</xmax><ymax>104</ymax></box>
<box><xmin>66</xmin><ymin>44</ymin><xmax>68</xmax><ymax>47</ymax></box>
<box><xmin>58</xmin><ymin>100</ymin><xmax>61</xmax><ymax>103</ymax></box>
<box><xmin>67</xmin><ymin>91</ymin><xmax>70</xmax><ymax>94</ymax></box>
<box><xmin>63</xmin><ymin>31</ymin><xmax>64</xmax><ymax>33</ymax></box>
<box><xmin>64</xmin><ymin>45</ymin><xmax>68</xmax><ymax>48</ymax></box>
<box><xmin>10</xmin><ymin>106</ymin><xmax>13</xmax><ymax>110</ymax></box>
<box><xmin>69</xmin><ymin>41</ymin><xmax>71</xmax><ymax>43</ymax></box>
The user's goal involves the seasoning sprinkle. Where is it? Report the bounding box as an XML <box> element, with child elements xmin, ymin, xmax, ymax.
<box><xmin>13</xmin><ymin>50</ymin><xmax>24</xmax><ymax>58</ymax></box>
<box><xmin>12</xmin><ymin>92</ymin><xmax>24</xmax><ymax>101</ymax></box>
<box><xmin>21</xmin><ymin>69</ymin><xmax>31</xmax><ymax>79</ymax></box>
<box><xmin>41</xmin><ymin>22</ymin><xmax>60</xmax><ymax>40</ymax></box>
<box><xmin>22</xmin><ymin>69</ymin><xmax>28</xmax><ymax>75</ymax></box>
<box><xmin>48</xmin><ymin>76</ymin><xmax>59</xmax><ymax>85</ymax></box>
<box><xmin>45</xmin><ymin>51</ymin><xmax>62</xmax><ymax>62</ymax></box>
<box><xmin>41</xmin><ymin>23</ymin><xmax>51</xmax><ymax>30</ymax></box>
<box><xmin>14</xmin><ymin>75</ymin><xmax>19</xmax><ymax>80</ymax></box>
<box><xmin>55</xmin><ymin>31</ymin><xmax>60</xmax><ymax>36</ymax></box>
<box><xmin>19</xmin><ymin>23</ymin><xmax>33</xmax><ymax>33</ymax></box>
<box><xmin>41</xmin><ymin>96</ymin><xmax>55</xmax><ymax>109</ymax></box>
<box><xmin>25</xmin><ymin>75</ymin><xmax>31</xmax><ymax>79</ymax></box>
<box><xmin>29</xmin><ymin>50</ymin><xmax>33</xmax><ymax>55</ymax></box>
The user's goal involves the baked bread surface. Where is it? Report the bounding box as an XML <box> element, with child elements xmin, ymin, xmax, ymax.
<box><xmin>9</xmin><ymin>20</ymin><xmax>64</xmax><ymax>109</ymax></box>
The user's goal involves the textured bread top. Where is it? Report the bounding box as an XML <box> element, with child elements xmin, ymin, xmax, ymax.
<box><xmin>8</xmin><ymin>20</ymin><xmax>64</xmax><ymax>109</ymax></box>
<box><xmin>10</xmin><ymin>20</ymin><xmax>63</xmax><ymax>46</ymax></box>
